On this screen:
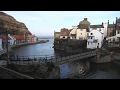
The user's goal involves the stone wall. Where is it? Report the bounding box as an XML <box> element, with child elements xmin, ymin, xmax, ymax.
<box><xmin>0</xmin><ymin>66</ymin><xmax>34</xmax><ymax>79</ymax></box>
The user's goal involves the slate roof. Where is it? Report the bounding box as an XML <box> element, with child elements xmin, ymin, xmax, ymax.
<box><xmin>108</xmin><ymin>24</ymin><xmax>115</xmax><ymax>28</ymax></box>
<box><xmin>90</xmin><ymin>25</ymin><xmax>104</xmax><ymax>28</ymax></box>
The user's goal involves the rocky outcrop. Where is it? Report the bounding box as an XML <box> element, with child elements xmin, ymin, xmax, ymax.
<box><xmin>0</xmin><ymin>12</ymin><xmax>31</xmax><ymax>35</ymax></box>
<box><xmin>54</xmin><ymin>39</ymin><xmax>87</xmax><ymax>53</ymax></box>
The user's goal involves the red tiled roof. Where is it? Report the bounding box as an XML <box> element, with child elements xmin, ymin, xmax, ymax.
<box><xmin>14</xmin><ymin>35</ymin><xmax>25</xmax><ymax>40</ymax></box>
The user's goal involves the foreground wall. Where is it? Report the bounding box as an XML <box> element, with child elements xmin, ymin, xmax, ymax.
<box><xmin>0</xmin><ymin>66</ymin><xmax>34</xmax><ymax>79</ymax></box>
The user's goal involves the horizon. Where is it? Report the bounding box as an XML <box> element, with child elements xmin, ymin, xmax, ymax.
<box><xmin>2</xmin><ymin>11</ymin><xmax>120</xmax><ymax>36</ymax></box>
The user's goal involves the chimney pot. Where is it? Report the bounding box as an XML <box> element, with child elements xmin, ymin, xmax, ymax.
<box><xmin>84</xmin><ymin>18</ymin><xmax>87</xmax><ymax>20</ymax></box>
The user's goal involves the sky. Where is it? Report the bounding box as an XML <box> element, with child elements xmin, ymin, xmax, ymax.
<box><xmin>2</xmin><ymin>11</ymin><xmax>120</xmax><ymax>36</ymax></box>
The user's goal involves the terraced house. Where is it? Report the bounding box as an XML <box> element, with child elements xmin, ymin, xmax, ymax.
<box><xmin>107</xmin><ymin>17</ymin><xmax>120</xmax><ymax>43</ymax></box>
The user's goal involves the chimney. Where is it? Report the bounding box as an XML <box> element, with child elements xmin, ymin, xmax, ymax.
<box><xmin>84</xmin><ymin>18</ymin><xmax>87</xmax><ymax>21</ymax></box>
<box><xmin>113</xmin><ymin>22</ymin><xmax>114</xmax><ymax>24</ymax></box>
<box><xmin>116</xmin><ymin>17</ymin><xmax>118</xmax><ymax>20</ymax></box>
<box><xmin>108</xmin><ymin>20</ymin><xmax>109</xmax><ymax>25</ymax></box>
<box><xmin>102</xmin><ymin>22</ymin><xmax>103</xmax><ymax>26</ymax></box>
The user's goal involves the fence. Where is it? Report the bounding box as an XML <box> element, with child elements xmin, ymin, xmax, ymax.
<box><xmin>10</xmin><ymin>50</ymin><xmax>97</xmax><ymax>65</ymax></box>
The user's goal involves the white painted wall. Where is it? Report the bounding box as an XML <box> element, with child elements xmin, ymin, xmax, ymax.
<box><xmin>70</xmin><ymin>26</ymin><xmax>88</xmax><ymax>40</ymax></box>
<box><xmin>87</xmin><ymin>30</ymin><xmax>104</xmax><ymax>49</ymax></box>
<box><xmin>8</xmin><ymin>34</ymin><xmax>14</xmax><ymax>45</ymax></box>
<box><xmin>77</xmin><ymin>29</ymin><xmax>87</xmax><ymax>40</ymax></box>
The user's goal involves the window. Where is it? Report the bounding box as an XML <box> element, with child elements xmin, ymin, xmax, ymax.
<box><xmin>81</xmin><ymin>33</ymin><xmax>82</xmax><ymax>35</ymax></box>
<box><xmin>91</xmin><ymin>37</ymin><xmax>92</xmax><ymax>39</ymax></box>
<box><xmin>88</xmin><ymin>42</ymin><xmax>89</xmax><ymax>45</ymax></box>
<box><xmin>63</xmin><ymin>37</ymin><xmax>65</xmax><ymax>38</ymax></box>
<box><xmin>91</xmin><ymin>33</ymin><xmax>93</xmax><ymax>35</ymax></box>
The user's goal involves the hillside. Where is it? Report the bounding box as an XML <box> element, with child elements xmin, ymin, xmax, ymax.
<box><xmin>0</xmin><ymin>12</ymin><xmax>31</xmax><ymax>35</ymax></box>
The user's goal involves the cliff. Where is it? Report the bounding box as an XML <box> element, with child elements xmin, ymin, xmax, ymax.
<box><xmin>0</xmin><ymin>12</ymin><xmax>31</xmax><ymax>35</ymax></box>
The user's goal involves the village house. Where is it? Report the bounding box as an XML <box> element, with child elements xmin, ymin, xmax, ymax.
<box><xmin>70</xmin><ymin>18</ymin><xmax>90</xmax><ymax>40</ymax></box>
<box><xmin>107</xmin><ymin>18</ymin><xmax>117</xmax><ymax>37</ymax></box>
<box><xmin>14</xmin><ymin>35</ymin><xmax>25</xmax><ymax>44</ymax></box>
<box><xmin>87</xmin><ymin>24</ymin><xmax>104</xmax><ymax>49</ymax></box>
<box><xmin>27</xmin><ymin>34</ymin><xmax>37</xmax><ymax>42</ymax></box>
<box><xmin>54</xmin><ymin>31</ymin><xmax>60</xmax><ymax>39</ymax></box>
<box><xmin>107</xmin><ymin>17</ymin><xmax>120</xmax><ymax>43</ymax></box>
<box><xmin>60</xmin><ymin>28</ymin><xmax>70</xmax><ymax>39</ymax></box>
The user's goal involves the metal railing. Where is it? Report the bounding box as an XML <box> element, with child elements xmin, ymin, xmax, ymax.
<box><xmin>10</xmin><ymin>50</ymin><xmax>97</xmax><ymax>65</ymax></box>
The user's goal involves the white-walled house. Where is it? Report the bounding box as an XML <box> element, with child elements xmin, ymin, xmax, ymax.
<box><xmin>87</xmin><ymin>25</ymin><xmax>104</xmax><ymax>49</ymax></box>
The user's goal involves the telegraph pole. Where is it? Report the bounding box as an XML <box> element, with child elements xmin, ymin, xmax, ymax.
<box><xmin>6</xmin><ymin>29</ymin><xmax>10</xmax><ymax>65</ymax></box>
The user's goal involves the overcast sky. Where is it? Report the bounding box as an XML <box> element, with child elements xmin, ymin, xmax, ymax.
<box><xmin>2</xmin><ymin>11</ymin><xmax>120</xmax><ymax>36</ymax></box>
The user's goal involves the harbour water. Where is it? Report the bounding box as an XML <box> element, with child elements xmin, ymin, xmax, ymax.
<box><xmin>12</xmin><ymin>36</ymin><xmax>120</xmax><ymax>79</ymax></box>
